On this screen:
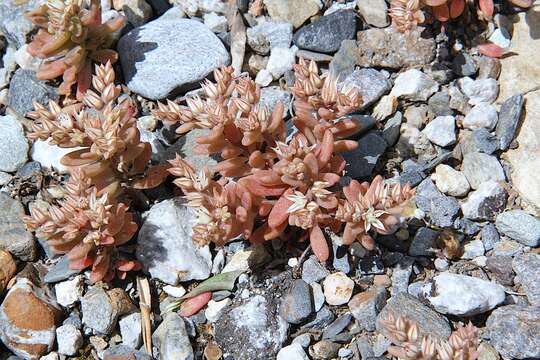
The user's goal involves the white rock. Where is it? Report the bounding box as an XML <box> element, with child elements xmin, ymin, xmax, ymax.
<box><xmin>267</xmin><ymin>46</ymin><xmax>298</xmax><ymax>79</ymax></box>
<box><xmin>0</xmin><ymin>115</ymin><xmax>28</xmax><ymax>172</ymax></box>
<box><xmin>489</xmin><ymin>28</ymin><xmax>511</xmax><ymax>49</ymax></box>
<box><xmin>255</xmin><ymin>68</ymin><xmax>273</xmax><ymax>86</ymax></box>
<box><xmin>205</xmin><ymin>298</ymin><xmax>231</xmax><ymax>322</ymax></box>
<box><xmin>459</xmin><ymin>77</ymin><xmax>499</xmax><ymax>105</ymax></box>
<box><xmin>461</xmin><ymin>180</ymin><xmax>507</xmax><ymax>220</ymax></box>
<box><xmin>434</xmin><ymin>258</ymin><xmax>449</xmax><ymax>271</ymax></box>
<box><xmin>137</xmin><ymin>115</ymin><xmax>157</xmax><ymax>131</ymax></box>
<box><xmin>288</xmin><ymin>257</ymin><xmax>299</xmax><ymax>267</ymax></box>
<box><xmin>0</xmin><ymin>68</ymin><xmax>9</xmax><ymax>89</ymax></box>
<box><xmin>461</xmin><ymin>240</ymin><xmax>485</xmax><ymax>259</ymax></box>
<box><xmin>54</xmin><ymin>276</ymin><xmax>84</xmax><ymax>307</ymax></box>
<box><xmin>222</xmin><ymin>245</ymin><xmax>270</xmax><ymax>273</ymax></box>
<box><xmin>463</xmin><ymin>103</ymin><xmax>498</xmax><ymax>130</ymax></box>
<box><xmin>211</xmin><ymin>248</ymin><xmax>225</xmax><ymax>274</ymax></box>
<box><xmin>163</xmin><ymin>285</ymin><xmax>187</xmax><ymax>298</ymax></box>
<box><xmin>432</xmin><ymin>164</ymin><xmax>470</xmax><ymax>197</ymax></box>
<box><xmin>203</xmin><ymin>12</ymin><xmax>227</xmax><ymax>33</ymax></box>
<box><xmin>119</xmin><ymin>313</ymin><xmax>142</xmax><ymax>349</ymax></box>
<box><xmin>422</xmin><ymin>116</ymin><xmax>456</xmax><ymax>147</ymax></box>
<box><xmin>0</xmin><ymin>89</ymin><xmax>8</xmax><ymax>106</ymax></box>
<box><xmin>390</xmin><ymin>69</ymin><xmax>439</xmax><ymax>101</ymax></box>
<box><xmin>428</xmin><ymin>272</ymin><xmax>505</xmax><ymax>316</ymax></box>
<box><xmin>323</xmin><ymin>272</ymin><xmax>354</xmax><ymax>306</ymax></box>
<box><xmin>311</xmin><ymin>282</ymin><xmax>324</xmax><ymax>311</ymax></box>
<box><xmin>324</xmin><ymin>0</ymin><xmax>357</xmax><ymax>15</ymax></box>
<box><xmin>247</xmin><ymin>21</ymin><xmax>293</xmax><ymax>54</ymax></box>
<box><xmin>31</xmin><ymin>139</ymin><xmax>78</xmax><ymax>174</ymax></box>
<box><xmin>56</xmin><ymin>324</ymin><xmax>83</xmax><ymax>356</ymax></box>
<box><xmin>199</xmin><ymin>0</ymin><xmax>228</xmax><ymax>14</ymax></box>
<box><xmin>277</xmin><ymin>343</ymin><xmax>310</xmax><ymax>360</ymax></box>
<box><xmin>356</xmin><ymin>0</ymin><xmax>389</xmax><ymax>27</ymax></box>
<box><xmin>136</xmin><ymin>197</ymin><xmax>213</xmax><ymax>285</ymax></box>
<box><xmin>472</xmin><ymin>256</ymin><xmax>487</xmax><ymax>267</ymax></box>
<box><xmin>40</xmin><ymin>352</ymin><xmax>59</xmax><ymax>360</ymax></box>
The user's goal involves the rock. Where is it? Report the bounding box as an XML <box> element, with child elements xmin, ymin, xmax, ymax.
<box><xmin>153</xmin><ymin>312</ymin><xmax>193</xmax><ymax>360</ymax></box>
<box><xmin>332</xmin><ymin>243</ymin><xmax>351</xmax><ymax>274</ymax></box>
<box><xmin>310</xmin><ymin>340</ymin><xmax>340</xmax><ymax>359</ymax></box>
<box><xmin>302</xmin><ymin>256</ymin><xmax>330</xmax><ymax>284</ymax></box>
<box><xmin>356</xmin><ymin>27</ymin><xmax>436</xmax><ymax>69</ymax></box>
<box><xmin>489</xmin><ymin>28</ymin><xmax>511</xmax><ymax>48</ymax></box>
<box><xmin>0</xmin><ymin>250</ymin><xmax>16</xmax><ymax>293</ymax></box>
<box><xmin>349</xmin><ymin>287</ymin><xmax>387</xmax><ymax>331</ymax></box>
<box><xmin>137</xmin><ymin>197</ymin><xmax>212</xmax><ymax>284</ymax></box>
<box><xmin>481</xmin><ymin>223</ymin><xmax>500</xmax><ymax>251</ymax></box>
<box><xmin>292</xmin><ymin>11</ymin><xmax>356</xmax><ymax>53</ymax></box>
<box><xmin>376</xmin><ymin>293</ymin><xmax>451</xmax><ymax>340</ymax></box>
<box><xmin>357</xmin><ymin>256</ymin><xmax>385</xmax><ymax>276</ymax></box>
<box><xmin>452</xmin><ymin>53</ymin><xmax>477</xmax><ymax>77</ymax></box>
<box><xmin>343</xmin><ymin>132</ymin><xmax>387</xmax><ymax>179</ymax></box>
<box><xmin>492</xmin><ymin>240</ymin><xmax>524</xmax><ymax>257</ymax></box>
<box><xmin>7</xmin><ymin>69</ymin><xmax>59</xmax><ymax>116</ymax></box>
<box><xmin>0</xmin><ymin>193</ymin><xmax>36</xmax><ymax>261</ymax></box>
<box><xmin>431</xmin><ymin>164</ymin><xmax>470</xmax><ymax>197</ymax></box>
<box><xmin>311</xmin><ymin>283</ymin><xmax>324</xmax><ymax>312</ymax></box>
<box><xmin>461</xmin><ymin>152</ymin><xmax>505</xmax><ymax>190</ymax></box>
<box><xmin>391</xmin><ymin>257</ymin><xmax>414</xmax><ymax>295</ymax></box>
<box><xmin>408</xmin><ymin>227</ymin><xmax>439</xmax><ymax>257</ymax></box>
<box><xmin>486</xmin><ymin>256</ymin><xmax>514</xmax><ymax>286</ymax></box>
<box><xmin>485</xmin><ymin>305</ymin><xmax>540</xmax><ymax>359</ymax></box>
<box><xmin>434</xmin><ymin>258</ymin><xmax>449</xmax><ymax>271</ymax></box>
<box><xmin>43</xmin><ymin>256</ymin><xmax>81</xmax><ymax>284</ymax></box>
<box><xmin>329</xmin><ymin>40</ymin><xmax>358</xmax><ymax>79</ymax></box>
<box><xmin>390</xmin><ymin>69</ymin><xmax>438</xmax><ymax>102</ymax></box>
<box><xmin>461</xmin><ymin>239</ymin><xmax>485</xmax><ymax>259</ymax></box>
<box><xmin>205</xmin><ymin>298</ymin><xmax>231</xmax><ymax>323</ymax></box>
<box><xmin>102</xmin><ymin>345</ymin><xmax>152</xmax><ymax>360</ymax></box>
<box><xmin>214</xmin><ymin>294</ymin><xmax>288</xmax><ymax>360</ymax></box>
<box><xmin>246</xmin><ymin>21</ymin><xmax>293</xmax><ymax>55</ymax></box>
<box><xmin>415</xmin><ymin>178</ymin><xmax>460</xmax><ymax>227</ymax></box>
<box><xmin>459</xmin><ymin>77</ymin><xmax>499</xmax><ymax>105</ymax></box>
<box><xmin>203</xmin><ymin>12</ymin><xmax>227</xmax><ymax>33</ymax></box>
<box><xmin>341</xmin><ymin>69</ymin><xmax>392</xmax><ymax>110</ymax></box>
<box><xmin>477</xmin><ymin>55</ymin><xmax>501</xmax><ymax>79</ymax></box>
<box><xmin>292</xmin><ymin>333</ymin><xmax>312</xmax><ymax>348</ymax></box>
<box><xmin>357</xmin><ymin>0</ymin><xmax>389</xmax><ymax>27</ymax></box>
<box><xmin>0</xmin><ymin>115</ymin><xmax>28</xmax><ymax>172</ymax></box>
<box><xmin>119</xmin><ymin>313</ymin><xmax>142</xmax><ymax>349</ymax></box>
<box><xmin>54</xmin><ymin>276</ymin><xmax>84</xmax><ymax>308</ymax></box>
<box><xmin>422</xmin><ymin>116</ymin><xmax>456</xmax><ymax>147</ymax></box>
<box><xmin>0</xmin><ymin>277</ymin><xmax>62</xmax><ymax>359</ymax></box>
<box><xmin>14</xmin><ymin>45</ymin><xmax>42</xmax><ymax>71</ymax></box>
<box><xmin>322</xmin><ymin>272</ymin><xmax>354</xmax><ymax>306</ymax></box>
<box><xmin>259</xmin><ymin>87</ymin><xmax>291</xmax><ymax>117</ymax></box>
<box><xmin>81</xmin><ymin>287</ymin><xmax>133</xmax><ymax>335</ymax></box>
<box><xmin>324</xmin><ymin>0</ymin><xmax>356</xmax><ymax>15</ymax></box>
<box><xmin>277</xmin><ymin>343</ymin><xmax>309</xmax><ymax>360</ymax></box>
<box><xmin>462</xmin><ymin>103</ymin><xmax>498</xmax><ymax>130</ymax></box>
<box><xmin>255</xmin><ymin>69</ymin><xmax>273</xmax><ymax>86</ymax></box>
<box><xmin>263</xmin><ymin>0</ymin><xmax>321</xmax><ymax>28</ymax></box>
<box><xmin>56</xmin><ymin>324</ymin><xmax>83</xmax><ymax>356</ymax></box>
<box><xmin>222</xmin><ymin>245</ymin><xmax>270</xmax><ymax>273</ymax></box>
<box><xmin>495</xmin><ymin>210</ymin><xmax>540</xmax><ymax>247</ymax></box>
<box><xmin>295</xmin><ymin>49</ymin><xmax>333</xmax><ymax>62</ymax></box>
<box><xmin>495</xmin><ymin>94</ymin><xmax>524</xmax><ymax>150</ymax></box>
<box><xmin>302</xmin><ymin>306</ymin><xmax>335</xmax><ymax>329</ymax></box>
<box><xmin>279</xmin><ymin>280</ymin><xmax>313</xmax><ymax>324</ymax></box>
<box><xmin>512</xmin><ymin>253</ymin><xmax>540</xmax><ymax>306</ymax></box>
<box><xmin>459</xmin><ymin>128</ymin><xmax>499</xmax><ymax>155</ymax></box>
<box><xmin>266</xmin><ymin>46</ymin><xmax>298</xmax><ymax>79</ymax></box>
<box><xmin>428</xmin><ymin>90</ymin><xmax>453</xmax><ymax>117</ymax></box>
<box><xmin>461</xmin><ymin>181</ymin><xmax>507</xmax><ymax>220</ymax></box>
<box><xmin>30</xmin><ymin>139</ymin><xmax>78</xmax><ymax>174</ymax></box>
<box><xmin>0</xmin><ymin>0</ymin><xmax>40</xmax><ymax>48</ymax></box>
<box><xmin>322</xmin><ymin>313</ymin><xmax>352</xmax><ymax>340</ymax></box>
<box><xmin>427</xmin><ymin>272</ymin><xmax>505</xmax><ymax>316</ymax></box>
<box><xmin>382</xmin><ymin>111</ymin><xmax>402</xmax><ymax>146</ymax></box>
<box><xmin>113</xmin><ymin>0</ymin><xmax>152</xmax><ymax>27</ymax></box>
<box><xmin>118</xmin><ymin>8</ymin><xmax>229</xmax><ymax>100</ymax></box>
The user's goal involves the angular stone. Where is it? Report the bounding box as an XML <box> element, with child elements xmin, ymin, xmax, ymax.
<box><xmin>119</xmin><ymin>313</ymin><xmax>142</xmax><ymax>349</ymax></box>
<box><xmin>277</xmin><ymin>343</ymin><xmax>309</xmax><ymax>360</ymax></box>
<box><xmin>341</xmin><ymin>69</ymin><xmax>391</xmax><ymax>110</ymax></box>
<box><xmin>512</xmin><ymin>253</ymin><xmax>540</xmax><ymax>306</ymax></box>
<box><xmin>263</xmin><ymin>0</ymin><xmax>321</xmax><ymax>28</ymax></box>
<box><xmin>496</xmin><ymin>94</ymin><xmax>525</xmax><ymax>150</ymax></box>
<box><xmin>461</xmin><ymin>181</ymin><xmax>507</xmax><ymax>221</ymax></box>
<box><xmin>481</xmin><ymin>223</ymin><xmax>500</xmax><ymax>251</ymax></box>
<box><xmin>246</xmin><ymin>21</ymin><xmax>293</xmax><ymax>55</ymax></box>
<box><xmin>7</xmin><ymin>69</ymin><xmax>59</xmax><ymax>117</ymax></box>
<box><xmin>349</xmin><ymin>287</ymin><xmax>387</xmax><ymax>331</ymax></box>
<box><xmin>293</xmin><ymin>11</ymin><xmax>356</xmax><ymax>53</ymax></box>
<box><xmin>486</xmin><ymin>256</ymin><xmax>514</xmax><ymax>286</ymax></box>
<box><xmin>459</xmin><ymin>128</ymin><xmax>499</xmax><ymax>156</ymax></box>
<box><xmin>302</xmin><ymin>256</ymin><xmax>330</xmax><ymax>284</ymax></box>
<box><xmin>390</xmin><ymin>69</ymin><xmax>439</xmax><ymax>102</ymax></box>
<box><xmin>462</xmin><ymin>103</ymin><xmax>498</xmax><ymax>131</ymax></box>
<box><xmin>152</xmin><ymin>312</ymin><xmax>193</xmax><ymax>360</ymax></box>
<box><xmin>459</xmin><ymin>77</ymin><xmax>499</xmax><ymax>105</ymax></box>
<box><xmin>461</xmin><ymin>152</ymin><xmax>505</xmax><ymax>190</ymax></box>
<box><xmin>495</xmin><ymin>210</ymin><xmax>540</xmax><ymax>247</ymax></box>
<box><xmin>0</xmin><ymin>115</ymin><xmax>28</xmax><ymax>172</ymax></box>
<box><xmin>279</xmin><ymin>280</ymin><xmax>314</xmax><ymax>324</ymax></box>
<box><xmin>56</xmin><ymin>324</ymin><xmax>83</xmax><ymax>356</ymax></box>
<box><xmin>422</xmin><ymin>116</ymin><xmax>456</xmax><ymax>147</ymax></box>
<box><xmin>431</xmin><ymin>164</ymin><xmax>470</xmax><ymax>197</ymax></box>
<box><xmin>0</xmin><ymin>193</ymin><xmax>36</xmax><ymax>261</ymax></box>
<box><xmin>343</xmin><ymin>132</ymin><xmax>387</xmax><ymax>179</ymax></box>
<box><xmin>0</xmin><ymin>0</ymin><xmax>40</xmax><ymax>48</ymax></box>
<box><xmin>329</xmin><ymin>40</ymin><xmax>358</xmax><ymax>79</ymax></box>
<box><xmin>356</xmin><ymin>0</ymin><xmax>389</xmax><ymax>27</ymax></box>
<box><xmin>415</xmin><ymin>178</ymin><xmax>460</xmax><ymax>227</ymax></box>
<box><xmin>409</xmin><ymin>228</ymin><xmax>439</xmax><ymax>257</ymax></box>
<box><xmin>81</xmin><ymin>288</ymin><xmax>132</xmax><ymax>335</ymax></box>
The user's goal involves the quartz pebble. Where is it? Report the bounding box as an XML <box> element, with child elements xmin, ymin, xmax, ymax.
<box><xmin>54</xmin><ymin>276</ymin><xmax>84</xmax><ymax>308</ymax></box>
<box><xmin>459</xmin><ymin>77</ymin><xmax>499</xmax><ymax>105</ymax></box>
<box><xmin>432</xmin><ymin>164</ymin><xmax>470</xmax><ymax>197</ymax></box>
<box><xmin>322</xmin><ymin>272</ymin><xmax>354</xmax><ymax>306</ymax></box>
<box><xmin>462</xmin><ymin>103</ymin><xmax>498</xmax><ymax>130</ymax></box>
<box><xmin>422</xmin><ymin>116</ymin><xmax>456</xmax><ymax>147</ymax></box>
<box><xmin>390</xmin><ymin>69</ymin><xmax>439</xmax><ymax>101</ymax></box>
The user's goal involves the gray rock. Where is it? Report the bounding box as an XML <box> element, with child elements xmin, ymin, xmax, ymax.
<box><xmin>120</xmin><ymin>313</ymin><xmax>142</xmax><ymax>349</ymax></box>
<box><xmin>0</xmin><ymin>0</ymin><xmax>40</xmax><ymax>48</ymax></box>
<box><xmin>495</xmin><ymin>210</ymin><xmax>540</xmax><ymax>247</ymax></box>
<box><xmin>512</xmin><ymin>253</ymin><xmax>540</xmax><ymax>306</ymax></box>
<box><xmin>279</xmin><ymin>280</ymin><xmax>314</xmax><ymax>324</ymax></box>
<box><xmin>136</xmin><ymin>197</ymin><xmax>212</xmax><ymax>285</ymax></box>
<box><xmin>486</xmin><ymin>256</ymin><xmax>514</xmax><ymax>285</ymax></box>
<box><xmin>461</xmin><ymin>152</ymin><xmax>505</xmax><ymax>190</ymax></box>
<box><xmin>462</xmin><ymin>103</ymin><xmax>498</xmax><ymax>130</ymax></box>
<box><xmin>343</xmin><ymin>132</ymin><xmax>387</xmax><ymax>179</ymax></box>
<box><xmin>332</xmin><ymin>243</ymin><xmax>351</xmax><ymax>274</ymax></box>
<box><xmin>349</xmin><ymin>287</ymin><xmax>387</xmax><ymax>331</ymax></box>
<box><xmin>56</xmin><ymin>324</ymin><xmax>83</xmax><ymax>356</ymax></box>
<box><xmin>391</xmin><ymin>257</ymin><xmax>414</xmax><ymax>295</ymax></box>
<box><xmin>415</xmin><ymin>178</ymin><xmax>460</xmax><ymax>227</ymax></box>
<box><xmin>302</xmin><ymin>256</ymin><xmax>330</xmax><ymax>284</ymax></box>
<box><xmin>153</xmin><ymin>312</ymin><xmax>193</xmax><ymax>360</ymax></box>
<box><xmin>322</xmin><ymin>313</ymin><xmax>352</xmax><ymax>340</ymax></box>
<box><xmin>215</xmin><ymin>294</ymin><xmax>288</xmax><ymax>360</ymax></box>
<box><xmin>292</xmin><ymin>333</ymin><xmax>312</xmax><ymax>348</ymax></box>
<box><xmin>382</xmin><ymin>111</ymin><xmax>402</xmax><ymax>146</ymax></box>
<box><xmin>461</xmin><ymin>239</ymin><xmax>485</xmax><ymax>259</ymax></box>
<box><xmin>0</xmin><ymin>193</ymin><xmax>36</xmax><ymax>261</ymax></box>
<box><xmin>259</xmin><ymin>86</ymin><xmax>292</xmax><ymax>116</ymax></box>
<box><xmin>329</xmin><ymin>40</ymin><xmax>357</xmax><ymax>79</ymax></box>
<box><xmin>485</xmin><ymin>305</ymin><xmax>540</xmax><ymax>359</ymax></box>
<box><xmin>0</xmin><ymin>115</ymin><xmax>28</xmax><ymax>172</ymax></box>
<box><xmin>356</xmin><ymin>27</ymin><xmax>435</xmax><ymax>69</ymax></box>
<box><xmin>427</xmin><ymin>272</ymin><xmax>505</xmax><ymax>316</ymax></box>
<box><xmin>247</xmin><ymin>21</ymin><xmax>293</xmax><ymax>55</ymax></box>
<box><xmin>118</xmin><ymin>8</ymin><xmax>230</xmax><ymax>99</ymax></box>
<box><xmin>422</xmin><ymin>116</ymin><xmax>456</xmax><ymax>147</ymax></box>
<box><xmin>461</xmin><ymin>181</ymin><xmax>507</xmax><ymax>221</ymax></box>
<box><xmin>81</xmin><ymin>288</ymin><xmax>120</xmax><ymax>335</ymax></box>
<box><xmin>477</xmin><ymin>55</ymin><xmax>501</xmax><ymax>79</ymax></box>
<box><xmin>356</xmin><ymin>0</ymin><xmax>389</xmax><ymax>27</ymax></box>
<box><xmin>302</xmin><ymin>306</ymin><xmax>335</xmax><ymax>330</ymax></box>
<box><xmin>376</xmin><ymin>293</ymin><xmax>451</xmax><ymax>340</ymax></box>
<box><xmin>428</xmin><ymin>91</ymin><xmax>453</xmax><ymax>117</ymax></box>
<box><xmin>452</xmin><ymin>53</ymin><xmax>477</xmax><ymax>77</ymax></box>
<box><xmin>390</xmin><ymin>69</ymin><xmax>439</xmax><ymax>102</ymax></box>
<box><xmin>293</xmin><ymin>11</ymin><xmax>356</xmax><ymax>53</ymax></box>
<box><xmin>7</xmin><ymin>69</ymin><xmax>59</xmax><ymax>116</ymax></box>
<box><xmin>459</xmin><ymin>77</ymin><xmax>499</xmax><ymax>105</ymax></box>
<box><xmin>341</xmin><ymin>69</ymin><xmax>391</xmax><ymax>109</ymax></box>
<box><xmin>276</xmin><ymin>343</ymin><xmax>309</xmax><ymax>360</ymax></box>
<box><xmin>492</xmin><ymin>240</ymin><xmax>524</xmax><ymax>257</ymax></box>
<box><xmin>459</xmin><ymin>128</ymin><xmax>498</xmax><ymax>155</ymax></box>
<box><xmin>495</xmin><ymin>94</ymin><xmax>524</xmax><ymax>150</ymax></box>
<box><xmin>102</xmin><ymin>346</ymin><xmax>152</xmax><ymax>360</ymax></box>
<box><xmin>44</xmin><ymin>255</ymin><xmax>81</xmax><ymax>283</ymax></box>
<box><xmin>454</xmin><ymin>218</ymin><xmax>481</xmax><ymax>235</ymax></box>
<box><xmin>481</xmin><ymin>224</ymin><xmax>500</xmax><ymax>251</ymax></box>
<box><xmin>409</xmin><ymin>228</ymin><xmax>439</xmax><ymax>257</ymax></box>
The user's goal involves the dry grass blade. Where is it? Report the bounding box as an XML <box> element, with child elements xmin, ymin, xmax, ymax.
<box><xmin>137</xmin><ymin>277</ymin><xmax>152</xmax><ymax>355</ymax></box>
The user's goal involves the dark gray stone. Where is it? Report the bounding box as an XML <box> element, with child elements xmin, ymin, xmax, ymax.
<box><xmin>481</xmin><ymin>224</ymin><xmax>500</xmax><ymax>251</ymax></box>
<box><xmin>428</xmin><ymin>90</ymin><xmax>453</xmax><ymax>117</ymax></box>
<box><xmin>343</xmin><ymin>132</ymin><xmax>387</xmax><ymax>179</ymax></box>
<box><xmin>329</xmin><ymin>40</ymin><xmax>358</xmax><ymax>79</ymax></box>
<box><xmin>322</xmin><ymin>313</ymin><xmax>353</xmax><ymax>340</ymax></box>
<box><xmin>293</xmin><ymin>11</ymin><xmax>356</xmax><ymax>53</ymax></box>
<box><xmin>452</xmin><ymin>53</ymin><xmax>477</xmax><ymax>77</ymax></box>
<box><xmin>460</xmin><ymin>128</ymin><xmax>499</xmax><ymax>155</ymax></box>
<box><xmin>0</xmin><ymin>193</ymin><xmax>36</xmax><ymax>261</ymax></box>
<box><xmin>349</xmin><ymin>287</ymin><xmax>387</xmax><ymax>331</ymax></box>
<box><xmin>485</xmin><ymin>305</ymin><xmax>540</xmax><ymax>359</ymax></box>
<box><xmin>81</xmin><ymin>288</ymin><xmax>119</xmax><ymax>335</ymax></box>
<box><xmin>486</xmin><ymin>256</ymin><xmax>514</xmax><ymax>286</ymax></box>
<box><xmin>415</xmin><ymin>178</ymin><xmax>460</xmax><ymax>228</ymax></box>
<box><xmin>7</xmin><ymin>69</ymin><xmax>59</xmax><ymax>117</ymax></box>
<box><xmin>495</xmin><ymin>94</ymin><xmax>525</xmax><ymax>150</ymax></box>
<box><xmin>461</xmin><ymin>152</ymin><xmax>505</xmax><ymax>190</ymax></box>
<box><xmin>302</xmin><ymin>256</ymin><xmax>330</xmax><ymax>284</ymax></box>
<box><xmin>512</xmin><ymin>253</ymin><xmax>540</xmax><ymax>306</ymax></box>
<box><xmin>44</xmin><ymin>255</ymin><xmax>82</xmax><ymax>283</ymax></box>
<box><xmin>496</xmin><ymin>210</ymin><xmax>540</xmax><ymax>247</ymax></box>
<box><xmin>302</xmin><ymin>306</ymin><xmax>335</xmax><ymax>330</ymax></box>
<box><xmin>391</xmin><ymin>257</ymin><xmax>414</xmax><ymax>296</ymax></box>
<box><xmin>409</xmin><ymin>227</ymin><xmax>439</xmax><ymax>257</ymax></box>
<box><xmin>453</xmin><ymin>218</ymin><xmax>481</xmax><ymax>235</ymax></box>
<box><xmin>279</xmin><ymin>280</ymin><xmax>314</xmax><ymax>324</ymax></box>
<box><xmin>382</xmin><ymin>112</ymin><xmax>402</xmax><ymax>146</ymax></box>
<box><xmin>461</xmin><ymin>181</ymin><xmax>507</xmax><ymax>221</ymax></box>
<box><xmin>357</xmin><ymin>256</ymin><xmax>385</xmax><ymax>275</ymax></box>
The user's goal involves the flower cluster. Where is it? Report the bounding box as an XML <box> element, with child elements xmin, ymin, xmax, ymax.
<box><xmin>25</xmin><ymin>0</ymin><xmax>125</xmax><ymax>98</ymax></box>
<box><xmin>155</xmin><ymin>60</ymin><xmax>416</xmax><ymax>262</ymax></box>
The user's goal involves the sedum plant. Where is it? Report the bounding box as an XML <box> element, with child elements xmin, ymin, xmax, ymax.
<box><xmin>381</xmin><ymin>313</ymin><xmax>480</xmax><ymax>360</ymax></box>
<box><xmin>155</xmin><ymin>60</ymin><xmax>416</xmax><ymax>262</ymax></box>
<box><xmin>24</xmin><ymin>169</ymin><xmax>139</xmax><ymax>283</ymax></box>
<box><xmin>27</xmin><ymin>61</ymin><xmax>169</xmax><ymax>198</ymax></box>
<box><xmin>25</xmin><ymin>0</ymin><xmax>125</xmax><ymax>99</ymax></box>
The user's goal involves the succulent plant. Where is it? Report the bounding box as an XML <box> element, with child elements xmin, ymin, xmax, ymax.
<box><xmin>24</xmin><ymin>169</ymin><xmax>139</xmax><ymax>283</ymax></box>
<box><xmin>27</xmin><ymin>62</ymin><xmax>169</xmax><ymax>198</ymax></box>
<box><xmin>25</xmin><ymin>0</ymin><xmax>125</xmax><ymax>99</ymax></box>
